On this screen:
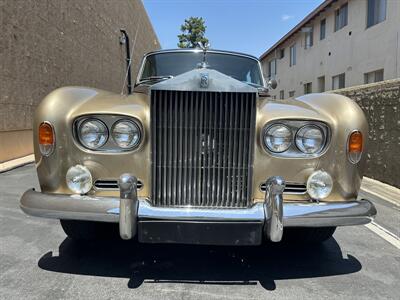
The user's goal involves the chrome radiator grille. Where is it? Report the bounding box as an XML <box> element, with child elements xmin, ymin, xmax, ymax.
<box><xmin>151</xmin><ymin>90</ymin><xmax>256</xmax><ymax>208</ymax></box>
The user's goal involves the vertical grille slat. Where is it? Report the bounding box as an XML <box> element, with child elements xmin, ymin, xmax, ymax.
<box><xmin>231</xmin><ymin>94</ymin><xmax>241</xmax><ymax>206</ymax></box>
<box><xmin>151</xmin><ymin>90</ymin><xmax>256</xmax><ymax>208</ymax></box>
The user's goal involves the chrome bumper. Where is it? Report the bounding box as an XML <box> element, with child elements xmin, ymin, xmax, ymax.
<box><xmin>20</xmin><ymin>175</ymin><xmax>376</xmax><ymax>245</ymax></box>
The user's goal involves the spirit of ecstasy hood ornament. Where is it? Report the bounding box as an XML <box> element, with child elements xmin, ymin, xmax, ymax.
<box><xmin>197</xmin><ymin>42</ymin><xmax>210</xmax><ymax>69</ymax></box>
<box><xmin>197</xmin><ymin>42</ymin><xmax>210</xmax><ymax>88</ymax></box>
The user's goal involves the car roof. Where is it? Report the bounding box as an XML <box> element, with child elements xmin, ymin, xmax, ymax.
<box><xmin>143</xmin><ymin>48</ymin><xmax>260</xmax><ymax>62</ymax></box>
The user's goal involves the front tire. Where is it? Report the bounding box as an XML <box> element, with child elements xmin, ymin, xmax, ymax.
<box><xmin>283</xmin><ymin>227</ymin><xmax>336</xmax><ymax>243</ymax></box>
<box><xmin>60</xmin><ymin>220</ymin><xmax>118</xmax><ymax>240</ymax></box>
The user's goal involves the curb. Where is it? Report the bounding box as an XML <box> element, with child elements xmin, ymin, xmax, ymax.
<box><xmin>0</xmin><ymin>154</ymin><xmax>35</xmax><ymax>173</ymax></box>
<box><xmin>361</xmin><ymin>177</ymin><xmax>400</xmax><ymax>207</ymax></box>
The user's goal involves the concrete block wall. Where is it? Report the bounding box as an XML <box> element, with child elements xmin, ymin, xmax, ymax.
<box><xmin>333</xmin><ymin>79</ymin><xmax>400</xmax><ymax>188</ymax></box>
<box><xmin>0</xmin><ymin>0</ymin><xmax>160</xmax><ymax>162</ymax></box>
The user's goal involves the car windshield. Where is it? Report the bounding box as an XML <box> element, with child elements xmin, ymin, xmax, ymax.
<box><xmin>139</xmin><ymin>51</ymin><xmax>264</xmax><ymax>86</ymax></box>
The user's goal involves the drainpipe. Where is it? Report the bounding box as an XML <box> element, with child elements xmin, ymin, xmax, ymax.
<box><xmin>120</xmin><ymin>29</ymin><xmax>132</xmax><ymax>94</ymax></box>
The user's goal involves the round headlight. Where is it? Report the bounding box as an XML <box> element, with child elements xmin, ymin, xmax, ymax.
<box><xmin>307</xmin><ymin>170</ymin><xmax>333</xmax><ymax>200</ymax></box>
<box><xmin>66</xmin><ymin>165</ymin><xmax>92</xmax><ymax>194</ymax></box>
<box><xmin>295</xmin><ymin>125</ymin><xmax>325</xmax><ymax>154</ymax></box>
<box><xmin>79</xmin><ymin>119</ymin><xmax>108</xmax><ymax>149</ymax></box>
<box><xmin>112</xmin><ymin>120</ymin><xmax>141</xmax><ymax>149</ymax></box>
<box><xmin>264</xmin><ymin>124</ymin><xmax>292</xmax><ymax>153</ymax></box>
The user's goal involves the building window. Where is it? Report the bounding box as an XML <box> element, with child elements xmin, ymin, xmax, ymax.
<box><xmin>279</xmin><ymin>48</ymin><xmax>285</xmax><ymax>59</ymax></box>
<box><xmin>320</xmin><ymin>19</ymin><xmax>326</xmax><ymax>40</ymax></box>
<box><xmin>279</xmin><ymin>90</ymin><xmax>284</xmax><ymax>99</ymax></box>
<box><xmin>304</xmin><ymin>27</ymin><xmax>313</xmax><ymax>49</ymax></box>
<box><xmin>268</xmin><ymin>59</ymin><xmax>277</xmax><ymax>78</ymax></box>
<box><xmin>335</xmin><ymin>3</ymin><xmax>348</xmax><ymax>31</ymax></box>
<box><xmin>332</xmin><ymin>73</ymin><xmax>345</xmax><ymax>89</ymax></box>
<box><xmin>304</xmin><ymin>82</ymin><xmax>312</xmax><ymax>94</ymax></box>
<box><xmin>289</xmin><ymin>91</ymin><xmax>295</xmax><ymax>97</ymax></box>
<box><xmin>367</xmin><ymin>0</ymin><xmax>386</xmax><ymax>28</ymax></box>
<box><xmin>290</xmin><ymin>44</ymin><xmax>296</xmax><ymax>66</ymax></box>
<box><xmin>271</xmin><ymin>95</ymin><xmax>277</xmax><ymax>100</ymax></box>
<box><xmin>364</xmin><ymin>69</ymin><xmax>384</xmax><ymax>83</ymax></box>
<box><xmin>318</xmin><ymin>76</ymin><xmax>325</xmax><ymax>92</ymax></box>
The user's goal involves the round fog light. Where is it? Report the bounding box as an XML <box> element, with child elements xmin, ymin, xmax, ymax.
<box><xmin>307</xmin><ymin>170</ymin><xmax>333</xmax><ymax>200</ymax></box>
<box><xmin>66</xmin><ymin>165</ymin><xmax>92</xmax><ymax>194</ymax></box>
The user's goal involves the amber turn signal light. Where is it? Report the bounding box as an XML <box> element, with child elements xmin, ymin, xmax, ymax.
<box><xmin>347</xmin><ymin>131</ymin><xmax>363</xmax><ymax>164</ymax></box>
<box><xmin>39</xmin><ymin>122</ymin><xmax>55</xmax><ymax>156</ymax></box>
<box><xmin>39</xmin><ymin>122</ymin><xmax>54</xmax><ymax>145</ymax></box>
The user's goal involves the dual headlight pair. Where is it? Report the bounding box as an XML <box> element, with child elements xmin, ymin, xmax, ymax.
<box><xmin>76</xmin><ymin>117</ymin><xmax>142</xmax><ymax>151</ymax></box>
<box><xmin>263</xmin><ymin>121</ymin><xmax>328</xmax><ymax>155</ymax></box>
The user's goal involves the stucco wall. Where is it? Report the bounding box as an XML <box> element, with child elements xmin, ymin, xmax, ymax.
<box><xmin>332</xmin><ymin>79</ymin><xmax>400</xmax><ymax>188</ymax></box>
<box><xmin>0</xmin><ymin>0</ymin><xmax>160</xmax><ymax>162</ymax></box>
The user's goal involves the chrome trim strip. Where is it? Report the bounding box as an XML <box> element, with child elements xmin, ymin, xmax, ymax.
<box><xmin>136</xmin><ymin>49</ymin><xmax>264</xmax><ymax>87</ymax></box>
<box><xmin>93</xmin><ymin>179</ymin><xmax>143</xmax><ymax>191</ymax></box>
<box><xmin>20</xmin><ymin>189</ymin><xmax>376</xmax><ymax>228</ymax></box>
<box><xmin>260</xmin><ymin>182</ymin><xmax>307</xmax><ymax>195</ymax></box>
<box><xmin>138</xmin><ymin>200</ymin><xmax>265</xmax><ymax>222</ymax></box>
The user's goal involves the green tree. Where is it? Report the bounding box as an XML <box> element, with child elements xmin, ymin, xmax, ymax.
<box><xmin>177</xmin><ymin>17</ymin><xmax>209</xmax><ymax>48</ymax></box>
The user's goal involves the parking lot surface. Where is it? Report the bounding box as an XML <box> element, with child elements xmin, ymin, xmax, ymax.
<box><xmin>1</xmin><ymin>165</ymin><xmax>399</xmax><ymax>299</ymax></box>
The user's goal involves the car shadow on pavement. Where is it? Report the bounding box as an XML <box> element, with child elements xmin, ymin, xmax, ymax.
<box><xmin>38</xmin><ymin>236</ymin><xmax>362</xmax><ymax>291</ymax></box>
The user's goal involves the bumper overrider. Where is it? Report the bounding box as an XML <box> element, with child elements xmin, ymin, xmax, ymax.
<box><xmin>20</xmin><ymin>174</ymin><xmax>376</xmax><ymax>245</ymax></box>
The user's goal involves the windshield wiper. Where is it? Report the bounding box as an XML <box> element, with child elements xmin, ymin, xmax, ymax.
<box><xmin>240</xmin><ymin>81</ymin><xmax>270</xmax><ymax>96</ymax></box>
<box><xmin>240</xmin><ymin>81</ymin><xmax>264</xmax><ymax>88</ymax></box>
<box><xmin>137</xmin><ymin>76</ymin><xmax>174</xmax><ymax>85</ymax></box>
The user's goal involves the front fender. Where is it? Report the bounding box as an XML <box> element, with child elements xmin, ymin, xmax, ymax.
<box><xmin>34</xmin><ymin>87</ymin><xmax>151</xmax><ymax>198</ymax></box>
<box><xmin>252</xmin><ymin>93</ymin><xmax>368</xmax><ymax>202</ymax></box>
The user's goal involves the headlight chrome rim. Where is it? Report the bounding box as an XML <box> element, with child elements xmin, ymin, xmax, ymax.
<box><xmin>263</xmin><ymin>124</ymin><xmax>293</xmax><ymax>153</ymax></box>
<box><xmin>111</xmin><ymin>119</ymin><xmax>142</xmax><ymax>149</ymax></box>
<box><xmin>295</xmin><ymin>124</ymin><xmax>325</xmax><ymax>154</ymax></box>
<box><xmin>78</xmin><ymin>118</ymin><xmax>109</xmax><ymax>150</ymax></box>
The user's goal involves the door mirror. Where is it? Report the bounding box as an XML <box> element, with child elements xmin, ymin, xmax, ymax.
<box><xmin>267</xmin><ymin>78</ymin><xmax>278</xmax><ymax>90</ymax></box>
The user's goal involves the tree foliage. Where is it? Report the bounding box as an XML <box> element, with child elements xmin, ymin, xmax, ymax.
<box><xmin>177</xmin><ymin>17</ymin><xmax>209</xmax><ymax>48</ymax></box>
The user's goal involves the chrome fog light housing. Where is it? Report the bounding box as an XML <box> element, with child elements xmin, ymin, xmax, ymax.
<box><xmin>66</xmin><ymin>165</ymin><xmax>92</xmax><ymax>194</ymax></box>
<box><xmin>264</xmin><ymin>124</ymin><xmax>292</xmax><ymax>153</ymax></box>
<box><xmin>111</xmin><ymin>120</ymin><xmax>141</xmax><ymax>149</ymax></box>
<box><xmin>307</xmin><ymin>170</ymin><xmax>333</xmax><ymax>200</ymax></box>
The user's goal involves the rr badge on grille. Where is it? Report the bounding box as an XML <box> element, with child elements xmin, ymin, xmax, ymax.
<box><xmin>200</xmin><ymin>73</ymin><xmax>209</xmax><ymax>88</ymax></box>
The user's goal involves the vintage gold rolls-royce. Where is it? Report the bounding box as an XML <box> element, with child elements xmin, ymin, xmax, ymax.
<box><xmin>20</xmin><ymin>49</ymin><xmax>376</xmax><ymax>245</ymax></box>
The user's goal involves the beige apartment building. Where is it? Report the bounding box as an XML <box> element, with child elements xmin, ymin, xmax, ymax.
<box><xmin>260</xmin><ymin>0</ymin><xmax>400</xmax><ymax>99</ymax></box>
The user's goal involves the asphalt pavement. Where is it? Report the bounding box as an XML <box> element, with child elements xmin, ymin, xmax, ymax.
<box><xmin>0</xmin><ymin>164</ymin><xmax>399</xmax><ymax>299</ymax></box>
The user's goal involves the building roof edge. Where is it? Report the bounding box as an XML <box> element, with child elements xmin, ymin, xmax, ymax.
<box><xmin>259</xmin><ymin>0</ymin><xmax>336</xmax><ymax>61</ymax></box>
